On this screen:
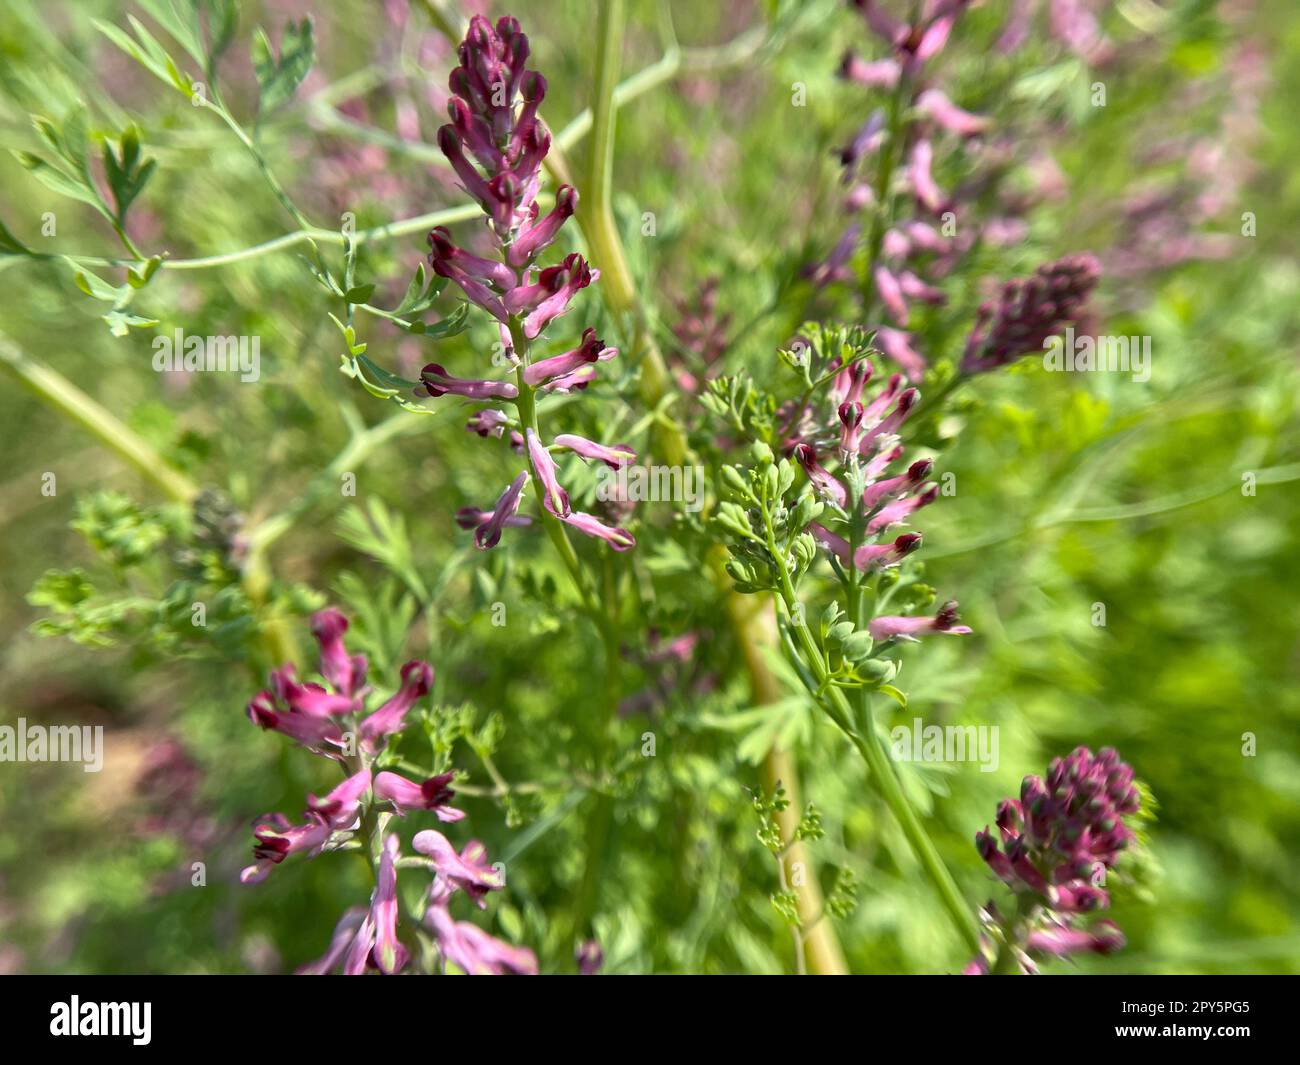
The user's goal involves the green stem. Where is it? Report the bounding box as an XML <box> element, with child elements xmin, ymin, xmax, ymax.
<box><xmin>759</xmin><ymin>500</ymin><xmax>980</xmax><ymax>955</ymax></box>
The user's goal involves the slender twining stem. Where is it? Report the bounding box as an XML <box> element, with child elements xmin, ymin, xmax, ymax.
<box><xmin>758</xmin><ymin>494</ymin><xmax>981</xmax><ymax>955</ymax></box>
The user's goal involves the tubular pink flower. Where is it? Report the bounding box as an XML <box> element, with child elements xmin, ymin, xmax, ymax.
<box><xmin>561</xmin><ymin>511</ymin><xmax>636</xmax><ymax>551</ymax></box>
<box><xmin>374</xmin><ymin>770</ymin><xmax>465</xmax><ymax>822</ymax></box>
<box><xmin>305</xmin><ymin>767</ymin><xmax>371</xmax><ymax>827</ymax></box>
<box><xmin>793</xmin><ymin>443</ymin><xmax>848</xmax><ymax>508</ymax></box>
<box><xmin>424</xmin><ymin>888</ymin><xmax>539</xmax><ymax>975</ymax></box>
<box><xmin>371</xmin><ymin>834</ymin><xmax>409</xmax><ymax>975</ymax></box>
<box><xmin>868</xmin><ymin>600</ymin><xmax>972</xmax><ymax>641</ymax></box>
<box><xmin>419</xmin><ymin>363</ymin><xmax>519</xmax><ymax>400</ymax></box>
<box><xmin>875</xmin><ymin>327</ymin><xmax>927</xmax><ymax>382</ymax></box>
<box><xmin>553</xmin><ymin>433</ymin><xmax>636</xmax><ymax>469</ymax></box>
<box><xmin>873</xmin><ymin>265</ymin><xmax>909</xmax><ymax>325</ymax></box>
<box><xmin>897</xmin><ymin>269</ymin><xmax>945</xmax><ymax>304</ymax></box>
<box><xmin>297</xmin><ymin>907</ymin><xmax>367</xmax><ymax>975</ymax></box>
<box><xmin>309</xmin><ymin>608</ymin><xmax>367</xmax><ymax>698</ymax></box>
<box><xmin>427</xmin><ymin>226</ymin><xmax>517</xmax><ymax>291</ymax></box>
<box><xmin>840</xmin><ymin>53</ymin><xmax>900</xmax><ymax>89</ymax></box>
<box><xmin>466</xmin><ymin>408</ymin><xmax>510</xmax><ymax>438</ymax></box>
<box><xmin>508</xmin><ymin>184</ymin><xmax>578</xmax><ymax>266</ymax></box>
<box><xmin>413</xmin><ymin>829</ymin><xmax>504</xmax><ymax>904</ymax></box>
<box><xmin>867</xmin><ymin>483</ymin><xmax>939</xmax><ymax>532</ymax></box>
<box><xmin>467</xmin><ymin>471</ymin><xmax>530</xmax><ymax>550</ymax></box>
<box><xmin>862</xmin><ymin>458</ymin><xmax>933</xmax><ymax>511</ymax></box>
<box><xmin>519</xmin><ymin>255</ymin><xmax>598</xmax><ymax>338</ymax></box>
<box><xmin>526</xmin><ymin>428</ymin><xmax>570</xmax><ymax>517</ymax></box>
<box><xmin>240</xmin><ymin>814</ymin><xmax>332</xmax><ymax>885</ymax></box>
<box><xmin>916</xmin><ymin>88</ymin><xmax>990</xmax><ymax>137</ymax></box>
<box><xmin>1026</xmin><ymin>921</ymin><xmax>1126</xmax><ymax>957</ymax></box>
<box><xmin>358</xmin><ymin>660</ymin><xmax>434</xmax><ymax>753</ymax></box>
<box><xmin>522</xmin><ymin>328</ymin><xmax>616</xmax><ymax>388</ymax></box>
<box><xmin>908</xmin><ymin>139</ymin><xmax>945</xmax><ymax>212</ymax></box>
<box><xmin>270</xmin><ymin>666</ymin><xmax>357</xmax><ymax>717</ymax></box>
<box><xmin>246</xmin><ymin>689</ymin><xmax>346</xmax><ymax>754</ymax></box>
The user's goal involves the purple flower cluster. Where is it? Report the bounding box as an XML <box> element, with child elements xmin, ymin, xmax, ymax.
<box><xmin>816</xmin><ymin>2</ymin><xmax>1103</xmax><ymax>385</ymax></box>
<box><xmin>786</xmin><ymin>351</ymin><xmax>972</xmax><ymax>642</ymax></box>
<box><xmin>968</xmin><ymin>746</ymin><xmax>1141</xmax><ymax>973</ymax></box>
<box><xmin>242</xmin><ymin>608</ymin><xmax>535</xmax><ymax>976</ymax></box>
<box><xmin>960</xmin><ymin>253</ymin><xmax>1102</xmax><ymax>374</ymax></box>
<box><xmin>419</xmin><ymin>15</ymin><xmax>635</xmax><ymax>553</ymax></box>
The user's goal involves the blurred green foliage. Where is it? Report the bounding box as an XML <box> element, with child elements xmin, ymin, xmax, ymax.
<box><xmin>0</xmin><ymin>0</ymin><xmax>1296</xmax><ymax>974</ymax></box>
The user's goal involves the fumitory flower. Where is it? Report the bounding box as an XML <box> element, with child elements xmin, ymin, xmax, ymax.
<box><xmin>968</xmin><ymin>746</ymin><xmax>1143</xmax><ymax>973</ymax></box>
<box><xmin>961</xmin><ymin>253</ymin><xmax>1102</xmax><ymax>374</ymax></box>
<box><xmin>415</xmin><ymin>14</ymin><xmax>635</xmax><ymax>555</ymax></box>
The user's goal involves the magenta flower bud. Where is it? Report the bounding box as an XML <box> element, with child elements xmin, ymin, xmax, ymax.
<box><xmin>427</xmin><ymin>227</ymin><xmax>517</xmax><ymax>291</ymax></box>
<box><xmin>862</xmin><ymin>458</ymin><xmax>933</xmax><ymax>511</ymax></box>
<box><xmin>374</xmin><ymin>770</ymin><xmax>466</xmax><ymax>822</ymax></box>
<box><xmin>794</xmin><ymin>443</ymin><xmax>848</xmax><ymax>507</ymax></box>
<box><xmin>523</xmin><ymin>327</ymin><xmax>617</xmax><ymax>387</ymax></box>
<box><xmin>358</xmin><ymin>660</ymin><xmax>434</xmax><ymax>753</ymax></box>
<box><xmin>246</xmin><ymin>690</ymin><xmax>345</xmax><ymax>754</ymax></box>
<box><xmin>562</xmin><ymin>510</ymin><xmax>636</xmax><ymax>551</ymax></box>
<box><xmin>553</xmin><ymin>433</ymin><xmax>636</xmax><ymax>469</ymax></box>
<box><xmin>309</xmin><ymin>608</ymin><xmax>367</xmax><ymax>698</ymax></box>
<box><xmin>271</xmin><ymin>666</ymin><xmax>357</xmax><ymax>717</ymax></box>
<box><xmin>916</xmin><ymin>88</ymin><xmax>990</xmax><ymax>137</ymax></box>
<box><xmin>419</xmin><ymin>363</ymin><xmax>519</xmax><ymax>401</ymax></box>
<box><xmin>975</xmin><ymin>828</ymin><xmax>1016</xmax><ymax>884</ymax></box>
<box><xmin>526</xmin><ymin>428</ymin><xmax>570</xmax><ymax>517</ymax></box>
<box><xmin>866</xmin><ymin>483</ymin><xmax>938</xmax><ymax>532</ymax></box>
<box><xmin>522</xmin><ymin>254</ymin><xmax>598</xmax><ymax>338</ymax></box>
<box><xmin>447</xmin><ymin>96</ymin><xmax>503</xmax><ymax>171</ymax></box>
<box><xmin>868</xmin><ymin>600</ymin><xmax>972</xmax><ymax>641</ymax></box>
<box><xmin>838</xmin><ymin>401</ymin><xmax>865</xmax><ymax>452</ymax></box>
<box><xmin>437</xmin><ymin>125</ymin><xmax>497</xmax><ymax>213</ymax></box>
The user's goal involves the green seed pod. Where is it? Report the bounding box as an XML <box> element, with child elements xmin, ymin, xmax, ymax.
<box><xmin>720</xmin><ymin>465</ymin><xmax>750</xmax><ymax>496</ymax></box>
<box><xmin>859</xmin><ymin>656</ymin><xmax>896</xmax><ymax>682</ymax></box>
<box><xmin>750</xmin><ymin>441</ymin><xmax>775</xmax><ymax>466</ymax></box>
<box><xmin>841</xmin><ymin>632</ymin><xmax>874</xmax><ymax>661</ymax></box>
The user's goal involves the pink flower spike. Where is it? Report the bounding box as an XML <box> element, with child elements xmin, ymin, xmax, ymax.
<box><xmin>358</xmin><ymin>660</ymin><xmax>434</xmax><ymax>753</ymax></box>
<box><xmin>868</xmin><ymin>600</ymin><xmax>972</xmax><ymax>642</ymax></box>
<box><xmin>553</xmin><ymin>434</ymin><xmax>636</xmax><ymax>469</ymax></box>
<box><xmin>526</xmin><ymin>428</ymin><xmax>570</xmax><ymax>517</ymax></box>
<box><xmin>916</xmin><ymin>88</ymin><xmax>990</xmax><ymax>137</ymax></box>
<box><xmin>374</xmin><ymin>770</ymin><xmax>466</xmax><ymax>822</ymax></box>
<box><xmin>419</xmin><ymin>364</ymin><xmax>519</xmax><ymax>401</ymax></box>
<box><xmin>562</xmin><ymin>510</ymin><xmax>636</xmax><ymax>551</ymax></box>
